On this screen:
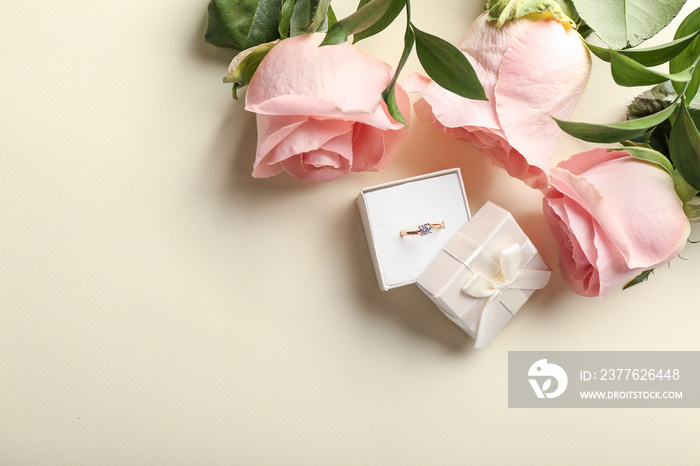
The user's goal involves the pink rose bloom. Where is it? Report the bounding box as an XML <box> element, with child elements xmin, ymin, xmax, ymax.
<box><xmin>244</xmin><ymin>33</ymin><xmax>409</xmax><ymax>181</ymax></box>
<box><xmin>404</xmin><ymin>13</ymin><xmax>591</xmax><ymax>189</ymax></box>
<box><xmin>543</xmin><ymin>148</ymin><xmax>690</xmax><ymax>298</ymax></box>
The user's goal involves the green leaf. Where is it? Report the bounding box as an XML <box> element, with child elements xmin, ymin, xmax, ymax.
<box><xmin>205</xmin><ymin>0</ymin><xmax>283</xmax><ymax>50</ymax></box>
<box><xmin>626</xmin><ymin>83</ymin><xmax>677</xmax><ymax>154</ymax></box>
<box><xmin>290</xmin><ymin>0</ymin><xmax>312</xmax><ymax>37</ymax></box>
<box><xmin>554</xmin><ymin>101</ymin><xmax>678</xmax><ymax>143</ymax></box>
<box><xmin>683</xmin><ymin>202</ymin><xmax>700</xmax><ymax>222</ymax></box>
<box><xmin>223</xmin><ymin>40</ymin><xmax>278</xmax><ymax>99</ymax></box>
<box><xmin>689</xmin><ymin>106</ymin><xmax>700</xmax><ymax>130</ymax></box>
<box><xmin>573</xmin><ymin>0</ymin><xmax>687</xmax><ymax>49</ymax></box>
<box><xmin>485</xmin><ymin>0</ymin><xmax>577</xmax><ymax>28</ymax></box>
<box><xmin>623</xmin><ymin>269</ymin><xmax>654</xmax><ymax>290</ymax></box>
<box><xmin>327</xmin><ymin>5</ymin><xmax>337</xmax><ymax>28</ymax></box>
<box><xmin>673</xmin><ymin>169</ymin><xmax>699</xmax><ymax>203</ymax></box>
<box><xmin>609</xmin><ymin>50</ymin><xmax>694</xmax><ymax>87</ymax></box>
<box><xmin>577</xmin><ymin>21</ymin><xmax>594</xmax><ymax>39</ymax></box>
<box><xmin>382</xmin><ymin>24</ymin><xmax>415</xmax><ymax>126</ymax></box>
<box><xmin>586</xmin><ymin>31</ymin><xmax>700</xmax><ymax>67</ymax></box>
<box><xmin>670</xmin><ymin>102</ymin><xmax>700</xmax><ymax>191</ymax></box>
<box><xmin>302</xmin><ymin>0</ymin><xmax>332</xmax><ymax>33</ymax></box>
<box><xmin>671</xmin><ymin>7</ymin><xmax>700</xmax><ymax>101</ymax></box>
<box><xmin>627</xmin><ymin>82</ymin><xmax>676</xmax><ymax>119</ymax></box>
<box><xmin>412</xmin><ymin>26</ymin><xmax>487</xmax><ymax>100</ymax></box>
<box><xmin>619</xmin><ymin>139</ymin><xmax>651</xmax><ymax>148</ymax></box>
<box><xmin>609</xmin><ymin>146</ymin><xmax>673</xmax><ymax>175</ymax></box>
<box><xmin>383</xmin><ymin>84</ymin><xmax>407</xmax><ymax>126</ymax></box>
<box><xmin>320</xmin><ymin>0</ymin><xmax>394</xmax><ymax>46</ymax></box>
<box><xmin>353</xmin><ymin>0</ymin><xmax>406</xmax><ymax>43</ymax></box>
<box><xmin>279</xmin><ymin>0</ymin><xmax>295</xmax><ymax>38</ymax></box>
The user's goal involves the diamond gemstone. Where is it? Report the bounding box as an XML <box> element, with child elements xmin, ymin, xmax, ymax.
<box><xmin>419</xmin><ymin>223</ymin><xmax>432</xmax><ymax>236</ymax></box>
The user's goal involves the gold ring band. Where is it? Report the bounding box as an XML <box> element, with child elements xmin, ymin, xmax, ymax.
<box><xmin>400</xmin><ymin>222</ymin><xmax>445</xmax><ymax>237</ymax></box>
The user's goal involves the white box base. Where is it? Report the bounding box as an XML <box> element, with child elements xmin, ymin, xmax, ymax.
<box><xmin>358</xmin><ymin>169</ymin><xmax>471</xmax><ymax>290</ymax></box>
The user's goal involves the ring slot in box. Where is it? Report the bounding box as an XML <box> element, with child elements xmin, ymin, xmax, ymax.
<box><xmin>357</xmin><ymin>169</ymin><xmax>471</xmax><ymax>291</ymax></box>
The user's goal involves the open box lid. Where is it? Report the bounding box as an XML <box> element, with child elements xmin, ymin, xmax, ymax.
<box><xmin>357</xmin><ymin>169</ymin><xmax>471</xmax><ymax>290</ymax></box>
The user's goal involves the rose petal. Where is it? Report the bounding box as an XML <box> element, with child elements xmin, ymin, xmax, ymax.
<box><xmin>279</xmin><ymin>130</ymin><xmax>354</xmax><ymax>181</ymax></box>
<box><xmin>495</xmin><ymin>19</ymin><xmax>591</xmax><ymax>183</ymax></box>
<box><xmin>553</xmin><ymin>149</ymin><xmax>689</xmax><ymax>268</ymax></box>
<box><xmin>544</xmin><ymin>193</ymin><xmax>599</xmax><ymax>296</ymax></box>
<box><xmin>255</xmin><ymin>114</ymin><xmax>309</xmax><ymax>159</ymax></box>
<box><xmin>252</xmin><ymin>118</ymin><xmax>353</xmax><ymax>178</ymax></box>
<box><xmin>590</xmin><ymin>220</ymin><xmax>643</xmax><ymax>297</ymax></box>
<box><xmin>281</xmin><ymin>149</ymin><xmax>351</xmax><ymax>181</ymax></box>
<box><xmin>403</xmin><ymin>73</ymin><xmax>502</xmax><ymax>133</ymax></box>
<box><xmin>246</xmin><ymin>33</ymin><xmax>392</xmax><ymax>118</ymax></box>
<box><xmin>406</xmin><ymin>14</ymin><xmax>589</xmax><ymax>190</ymax></box>
<box><xmin>353</xmin><ymin>83</ymin><xmax>410</xmax><ymax>172</ymax></box>
<box><xmin>303</xmin><ymin>150</ymin><xmax>344</xmax><ymax>169</ymax></box>
<box><xmin>265</xmin><ymin>119</ymin><xmax>353</xmax><ymax>165</ymax></box>
<box><xmin>403</xmin><ymin>12</ymin><xmax>520</xmax><ymax>131</ymax></box>
<box><xmin>350</xmin><ymin>124</ymin><xmax>383</xmax><ymax>172</ymax></box>
<box><xmin>458</xmin><ymin>13</ymin><xmax>536</xmax><ymax>99</ymax></box>
<box><xmin>556</xmin><ymin>146</ymin><xmax>627</xmax><ymax>175</ymax></box>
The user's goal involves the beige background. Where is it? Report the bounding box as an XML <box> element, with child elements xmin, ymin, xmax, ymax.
<box><xmin>2</xmin><ymin>0</ymin><xmax>699</xmax><ymax>463</ymax></box>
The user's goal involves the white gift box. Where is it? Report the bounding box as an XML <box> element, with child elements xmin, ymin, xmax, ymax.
<box><xmin>416</xmin><ymin>202</ymin><xmax>551</xmax><ymax>348</ymax></box>
<box><xmin>357</xmin><ymin>169</ymin><xmax>471</xmax><ymax>290</ymax></box>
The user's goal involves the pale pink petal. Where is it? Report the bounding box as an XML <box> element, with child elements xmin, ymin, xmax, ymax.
<box><xmin>404</xmin><ymin>13</ymin><xmax>533</xmax><ymax>133</ymax></box>
<box><xmin>406</xmin><ymin>15</ymin><xmax>589</xmax><ymax>190</ymax></box>
<box><xmin>411</xmin><ymin>96</ymin><xmax>436</xmax><ymax>123</ymax></box>
<box><xmin>558</xmin><ymin>199</ymin><xmax>598</xmax><ymax>274</ymax></box>
<box><xmin>578</xmin><ymin>157</ymin><xmax>688</xmax><ymax>268</ymax></box>
<box><xmin>458</xmin><ymin>13</ymin><xmax>536</xmax><ymax>99</ymax></box>
<box><xmin>470</xmin><ymin>128</ymin><xmax>506</xmax><ymax>149</ymax></box>
<box><xmin>279</xmin><ymin>130</ymin><xmax>354</xmax><ymax>181</ymax></box>
<box><xmin>412</xmin><ymin>97</ymin><xmax>472</xmax><ymax>142</ymax></box>
<box><xmin>544</xmin><ymin>196</ymin><xmax>599</xmax><ymax>296</ymax></box>
<box><xmin>374</xmin><ymin>122</ymin><xmax>408</xmax><ymax>171</ymax></box>
<box><xmin>255</xmin><ymin>114</ymin><xmax>308</xmax><ymax>158</ymax></box>
<box><xmin>556</xmin><ymin>147</ymin><xmax>627</xmax><ymax>175</ymax></box>
<box><xmin>553</xmin><ymin>150</ymin><xmax>689</xmax><ymax>268</ymax></box>
<box><xmin>318</xmin><ymin>130</ymin><xmax>354</xmax><ymax>163</ymax></box>
<box><xmin>549</xmin><ymin>194</ymin><xmax>599</xmax><ymax>272</ymax></box>
<box><xmin>549</xmin><ymin>165</ymin><xmax>620</xmax><ymax>253</ymax></box>
<box><xmin>352</xmin><ymin>83</ymin><xmax>410</xmax><ymax>172</ymax></box>
<box><xmin>265</xmin><ymin>119</ymin><xmax>353</xmax><ymax>165</ymax></box>
<box><xmin>246</xmin><ymin>33</ymin><xmax>392</xmax><ymax>117</ymax></box>
<box><xmin>351</xmin><ymin>124</ymin><xmax>383</xmax><ymax>172</ymax></box>
<box><xmin>590</xmin><ymin>220</ymin><xmax>644</xmax><ymax>297</ymax></box>
<box><xmin>404</xmin><ymin>73</ymin><xmax>501</xmax><ymax>132</ymax></box>
<box><xmin>348</xmin><ymin>83</ymin><xmax>410</xmax><ymax>131</ymax></box>
<box><xmin>495</xmin><ymin>20</ymin><xmax>591</xmax><ymax>182</ymax></box>
<box><xmin>304</xmin><ymin>150</ymin><xmax>344</xmax><ymax>168</ymax></box>
<box><xmin>252</xmin><ymin>118</ymin><xmax>353</xmax><ymax>178</ymax></box>
<box><xmin>281</xmin><ymin>150</ymin><xmax>351</xmax><ymax>181</ymax></box>
<box><xmin>546</xmin><ymin>148</ymin><xmax>690</xmax><ymax>298</ymax></box>
<box><xmin>251</xmin><ymin>155</ymin><xmax>285</xmax><ymax>179</ymax></box>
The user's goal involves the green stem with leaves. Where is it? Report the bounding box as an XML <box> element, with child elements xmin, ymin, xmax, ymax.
<box><xmin>381</xmin><ymin>0</ymin><xmax>413</xmax><ymax>125</ymax></box>
<box><xmin>380</xmin><ymin>0</ymin><xmax>487</xmax><ymax>124</ymax></box>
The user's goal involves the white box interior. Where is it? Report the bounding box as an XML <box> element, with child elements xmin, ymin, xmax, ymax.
<box><xmin>358</xmin><ymin>169</ymin><xmax>471</xmax><ymax>290</ymax></box>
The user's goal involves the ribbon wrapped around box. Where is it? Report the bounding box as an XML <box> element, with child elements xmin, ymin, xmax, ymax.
<box><xmin>417</xmin><ymin>202</ymin><xmax>551</xmax><ymax>348</ymax></box>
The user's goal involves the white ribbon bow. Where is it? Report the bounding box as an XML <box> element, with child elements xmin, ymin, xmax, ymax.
<box><xmin>460</xmin><ymin>243</ymin><xmax>549</xmax><ymax>348</ymax></box>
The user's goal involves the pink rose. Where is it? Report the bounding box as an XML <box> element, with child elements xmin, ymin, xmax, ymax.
<box><xmin>543</xmin><ymin>148</ymin><xmax>690</xmax><ymax>298</ymax></box>
<box><xmin>244</xmin><ymin>33</ymin><xmax>409</xmax><ymax>181</ymax></box>
<box><xmin>404</xmin><ymin>13</ymin><xmax>591</xmax><ymax>189</ymax></box>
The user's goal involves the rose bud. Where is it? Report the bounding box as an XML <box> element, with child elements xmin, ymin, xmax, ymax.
<box><xmin>405</xmin><ymin>12</ymin><xmax>591</xmax><ymax>189</ymax></box>
<box><xmin>243</xmin><ymin>33</ymin><xmax>409</xmax><ymax>182</ymax></box>
<box><xmin>543</xmin><ymin>148</ymin><xmax>690</xmax><ymax>297</ymax></box>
